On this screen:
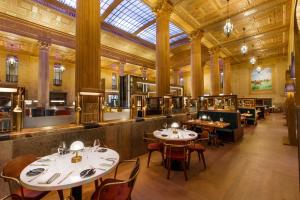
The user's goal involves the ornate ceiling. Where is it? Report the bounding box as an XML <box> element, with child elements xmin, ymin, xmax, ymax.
<box><xmin>0</xmin><ymin>0</ymin><xmax>292</xmax><ymax>70</ymax></box>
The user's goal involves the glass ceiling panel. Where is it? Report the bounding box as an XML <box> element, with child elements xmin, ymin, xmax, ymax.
<box><xmin>104</xmin><ymin>0</ymin><xmax>155</xmax><ymax>34</ymax></box>
<box><xmin>170</xmin><ymin>34</ymin><xmax>188</xmax><ymax>44</ymax></box>
<box><xmin>56</xmin><ymin>0</ymin><xmax>113</xmax><ymax>15</ymax></box>
<box><xmin>137</xmin><ymin>23</ymin><xmax>157</xmax><ymax>44</ymax></box>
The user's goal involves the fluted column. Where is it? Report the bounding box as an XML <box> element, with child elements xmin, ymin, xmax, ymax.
<box><xmin>154</xmin><ymin>0</ymin><xmax>173</xmax><ymax>97</ymax></box>
<box><xmin>210</xmin><ymin>47</ymin><xmax>221</xmax><ymax>95</ymax></box>
<box><xmin>119</xmin><ymin>61</ymin><xmax>125</xmax><ymax>77</ymax></box>
<box><xmin>223</xmin><ymin>57</ymin><xmax>232</xmax><ymax>95</ymax></box>
<box><xmin>38</xmin><ymin>41</ymin><xmax>50</xmax><ymax>108</ymax></box>
<box><xmin>75</xmin><ymin>0</ymin><xmax>100</xmax><ymax>93</ymax></box>
<box><xmin>190</xmin><ymin>30</ymin><xmax>204</xmax><ymax>99</ymax></box>
<box><xmin>172</xmin><ymin>69</ymin><xmax>179</xmax><ymax>85</ymax></box>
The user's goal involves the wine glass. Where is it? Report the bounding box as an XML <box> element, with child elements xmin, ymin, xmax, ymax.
<box><xmin>93</xmin><ymin>139</ymin><xmax>100</xmax><ymax>148</ymax></box>
<box><xmin>220</xmin><ymin>117</ymin><xmax>223</xmax><ymax>122</ymax></box>
<box><xmin>58</xmin><ymin>141</ymin><xmax>66</xmax><ymax>155</ymax></box>
<box><xmin>182</xmin><ymin>125</ymin><xmax>187</xmax><ymax>131</ymax></box>
<box><xmin>162</xmin><ymin>122</ymin><xmax>168</xmax><ymax>129</ymax></box>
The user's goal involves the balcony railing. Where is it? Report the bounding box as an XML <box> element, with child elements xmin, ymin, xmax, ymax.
<box><xmin>53</xmin><ymin>79</ymin><xmax>62</xmax><ymax>86</ymax></box>
<box><xmin>6</xmin><ymin>75</ymin><xmax>18</xmax><ymax>83</ymax></box>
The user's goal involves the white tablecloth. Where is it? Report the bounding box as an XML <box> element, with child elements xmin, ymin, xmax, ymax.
<box><xmin>153</xmin><ymin>128</ymin><xmax>198</xmax><ymax>141</ymax></box>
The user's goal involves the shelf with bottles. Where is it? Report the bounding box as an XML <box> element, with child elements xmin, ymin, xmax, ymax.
<box><xmin>238</xmin><ymin>98</ymin><xmax>256</xmax><ymax>108</ymax></box>
<box><xmin>199</xmin><ymin>95</ymin><xmax>237</xmax><ymax>111</ymax></box>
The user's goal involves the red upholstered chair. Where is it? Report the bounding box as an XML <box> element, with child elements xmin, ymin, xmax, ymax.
<box><xmin>165</xmin><ymin>143</ymin><xmax>188</xmax><ymax>181</ymax></box>
<box><xmin>0</xmin><ymin>154</ymin><xmax>64</xmax><ymax>200</ymax></box>
<box><xmin>91</xmin><ymin>158</ymin><xmax>140</xmax><ymax>200</ymax></box>
<box><xmin>143</xmin><ymin>133</ymin><xmax>164</xmax><ymax>167</ymax></box>
<box><xmin>187</xmin><ymin>130</ymin><xmax>208</xmax><ymax>169</ymax></box>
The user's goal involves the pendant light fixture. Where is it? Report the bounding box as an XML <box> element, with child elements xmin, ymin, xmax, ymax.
<box><xmin>250</xmin><ymin>56</ymin><xmax>256</xmax><ymax>65</ymax></box>
<box><xmin>223</xmin><ymin>0</ymin><xmax>233</xmax><ymax>37</ymax></box>
<box><xmin>240</xmin><ymin>27</ymin><xmax>248</xmax><ymax>55</ymax></box>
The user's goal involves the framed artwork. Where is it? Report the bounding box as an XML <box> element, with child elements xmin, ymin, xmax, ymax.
<box><xmin>251</xmin><ymin>67</ymin><xmax>272</xmax><ymax>92</ymax></box>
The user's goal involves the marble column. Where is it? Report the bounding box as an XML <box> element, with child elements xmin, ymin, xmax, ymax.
<box><xmin>38</xmin><ymin>41</ymin><xmax>50</xmax><ymax>108</ymax></box>
<box><xmin>190</xmin><ymin>30</ymin><xmax>204</xmax><ymax>99</ymax></box>
<box><xmin>223</xmin><ymin>57</ymin><xmax>232</xmax><ymax>95</ymax></box>
<box><xmin>210</xmin><ymin>47</ymin><xmax>221</xmax><ymax>95</ymax></box>
<box><xmin>75</xmin><ymin>0</ymin><xmax>100</xmax><ymax>93</ymax></box>
<box><xmin>119</xmin><ymin>62</ymin><xmax>125</xmax><ymax>77</ymax></box>
<box><xmin>155</xmin><ymin>0</ymin><xmax>173</xmax><ymax>97</ymax></box>
<box><xmin>172</xmin><ymin>69</ymin><xmax>179</xmax><ymax>85</ymax></box>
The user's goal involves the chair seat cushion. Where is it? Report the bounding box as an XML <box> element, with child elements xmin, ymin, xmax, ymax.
<box><xmin>147</xmin><ymin>142</ymin><xmax>163</xmax><ymax>150</ymax></box>
<box><xmin>15</xmin><ymin>188</ymin><xmax>48</xmax><ymax>200</ymax></box>
<box><xmin>187</xmin><ymin>143</ymin><xmax>205</xmax><ymax>152</ymax></box>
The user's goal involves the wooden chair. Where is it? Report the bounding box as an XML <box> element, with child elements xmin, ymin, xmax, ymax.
<box><xmin>187</xmin><ymin>130</ymin><xmax>208</xmax><ymax>169</ymax></box>
<box><xmin>0</xmin><ymin>154</ymin><xmax>64</xmax><ymax>200</ymax></box>
<box><xmin>143</xmin><ymin>133</ymin><xmax>164</xmax><ymax>167</ymax></box>
<box><xmin>91</xmin><ymin>158</ymin><xmax>140</xmax><ymax>200</ymax></box>
<box><xmin>165</xmin><ymin>143</ymin><xmax>188</xmax><ymax>181</ymax></box>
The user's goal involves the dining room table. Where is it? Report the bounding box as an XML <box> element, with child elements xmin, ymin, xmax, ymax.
<box><xmin>153</xmin><ymin>128</ymin><xmax>198</xmax><ymax>142</ymax></box>
<box><xmin>182</xmin><ymin>119</ymin><xmax>231</xmax><ymax>146</ymax></box>
<box><xmin>20</xmin><ymin>147</ymin><xmax>120</xmax><ymax>200</ymax></box>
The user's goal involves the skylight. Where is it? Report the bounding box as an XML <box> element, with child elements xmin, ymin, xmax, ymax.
<box><xmin>104</xmin><ymin>0</ymin><xmax>155</xmax><ymax>34</ymax></box>
<box><xmin>57</xmin><ymin>0</ymin><xmax>113</xmax><ymax>15</ymax></box>
<box><xmin>170</xmin><ymin>34</ymin><xmax>188</xmax><ymax>44</ymax></box>
<box><xmin>137</xmin><ymin>23</ymin><xmax>157</xmax><ymax>44</ymax></box>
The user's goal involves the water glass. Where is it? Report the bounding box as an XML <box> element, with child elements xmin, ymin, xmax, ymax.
<box><xmin>163</xmin><ymin>122</ymin><xmax>168</xmax><ymax>129</ymax></box>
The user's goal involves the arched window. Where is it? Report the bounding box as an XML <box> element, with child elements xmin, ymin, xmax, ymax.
<box><xmin>6</xmin><ymin>56</ymin><xmax>18</xmax><ymax>83</ymax></box>
<box><xmin>53</xmin><ymin>63</ymin><xmax>65</xmax><ymax>86</ymax></box>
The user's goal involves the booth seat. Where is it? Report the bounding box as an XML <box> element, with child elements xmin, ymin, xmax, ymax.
<box><xmin>197</xmin><ymin>111</ymin><xmax>244</xmax><ymax>142</ymax></box>
<box><xmin>238</xmin><ymin>108</ymin><xmax>257</xmax><ymax>125</ymax></box>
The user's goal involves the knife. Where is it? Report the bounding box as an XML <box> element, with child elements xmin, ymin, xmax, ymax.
<box><xmin>57</xmin><ymin>171</ymin><xmax>73</xmax><ymax>184</ymax></box>
<box><xmin>47</xmin><ymin>173</ymin><xmax>61</xmax><ymax>184</ymax></box>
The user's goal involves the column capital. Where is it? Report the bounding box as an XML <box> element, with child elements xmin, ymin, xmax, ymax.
<box><xmin>154</xmin><ymin>0</ymin><xmax>173</xmax><ymax>16</ymax></box>
<box><xmin>190</xmin><ymin>29</ymin><xmax>204</xmax><ymax>40</ymax></box>
<box><xmin>38</xmin><ymin>40</ymin><xmax>51</xmax><ymax>50</ymax></box>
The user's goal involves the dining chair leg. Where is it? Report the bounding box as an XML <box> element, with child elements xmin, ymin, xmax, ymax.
<box><xmin>197</xmin><ymin>151</ymin><xmax>201</xmax><ymax>162</ymax></box>
<box><xmin>167</xmin><ymin>158</ymin><xmax>171</xmax><ymax>180</ymax></box>
<box><xmin>200</xmin><ymin>152</ymin><xmax>207</xmax><ymax>169</ymax></box>
<box><xmin>147</xmin><ymin>151</ymin><xmax>152</xmax><ymax>168</ymax></box>
<box><xmin>94</xmin><ymin>180</ymin><xmax>99</xmax><ymax>189</ymax></box>
<box><xmin>187</xmin><ymin>151</ymin><xmax>192</xmax><ymax>169</ymax></box>
<box><xmin>160</xmin><ymin>151</ymin><xmax>165</xmax><ymax>166</ymax></box>
<box><xmin>183</xmin><ymin>160</ymin><xmax>188</xmax><ymax>181</ymax></box>
<box><xmin>57</xmin><ymin>190</ymin><xmax>64</xmax><ymax>200</ymax></box>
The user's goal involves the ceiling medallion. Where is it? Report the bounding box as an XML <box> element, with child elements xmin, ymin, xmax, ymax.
<box><xmin>250</xmin><ymin>57</ymin><xmax>256</xmax><ymax>65</ymax></box>
<box><xmin>223</xmin><ymin>0</ymin><xmax>233</xmax><ymax>37</ymax></box>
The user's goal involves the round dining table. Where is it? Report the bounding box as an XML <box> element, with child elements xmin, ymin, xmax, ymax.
<box><xmin>153</xmin><ymin>128</ymin><xmax>198</xmax><ymax>141</ymax></box>
<box><xmin>20</xmin><ymin>147</ymin><xmax>119</xmax><ymax>200</ymax></box>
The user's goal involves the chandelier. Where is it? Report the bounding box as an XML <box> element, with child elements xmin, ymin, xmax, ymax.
<box><xmin>241</xmin><ymin>44</ymin><xmax>248</xmax><ymax>55</ymax></box>
<box><xmin>223</xmin><ymin>0</ymin><xmax>233</xmax><ymax>37</ymax></box>
<box><xmin>240</xmin><ymin>28</ymin><xmax>248</xmax><ymax>55</ymax></box>
<box><xmin>250</xmin><ymin>57</ymin><xmax>256</xmax><ymax>65</ymax></box>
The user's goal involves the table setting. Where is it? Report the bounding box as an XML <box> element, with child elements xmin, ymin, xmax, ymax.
<box><xmin>20</xmin><ymin>140</ymin><xmax>119</xmax><ymax>200</ymax></box>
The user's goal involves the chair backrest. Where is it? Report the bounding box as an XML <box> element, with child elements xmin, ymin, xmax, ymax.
<box><xmin>93</xmin><ymin>158</ymin><xmax>140</xmax><ymax>200</ymax></box>
<box><xmin>165</xmin><ymin>143</ymin><xmax>187</xmax><ymax>158</ymax></box>
<box><xmin>2</xmin><ymin>154</ymin><xmax>37</xmax><ymax>179</ymax></box>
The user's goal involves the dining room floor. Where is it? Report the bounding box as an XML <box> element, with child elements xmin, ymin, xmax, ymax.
<box><xmin>45</xmin><ymin>113</ymin><xmax>299</xmax><ymax>200</ymax></box>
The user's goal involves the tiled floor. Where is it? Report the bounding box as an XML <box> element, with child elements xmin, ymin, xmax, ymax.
<box><xmin>45</xmin><ymin>113</ymin><xmax>299</xmax><ymax>200</ymax></box>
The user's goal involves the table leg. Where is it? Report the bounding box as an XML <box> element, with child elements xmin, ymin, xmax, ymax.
<box><xmin>71</xmin><ymin>186</ymin><xmax>82</xmax><ymax>200</ymax></box>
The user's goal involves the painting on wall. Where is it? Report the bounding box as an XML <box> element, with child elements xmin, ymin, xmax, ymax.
<box><xmin>251</xmin><ymin>67</ymin><xmax>272</xmax><ymax>92</ymax></box>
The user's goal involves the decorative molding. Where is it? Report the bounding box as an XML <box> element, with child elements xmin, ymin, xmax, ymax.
<box><xmin>154</xmin><ymin>0</ymin><xmax>174</xmax><ymax>16</ymax></box>
<box><xmin>189</xmin><ymin>29</ymin><xmax>204</xmax><ymax>40</ymax></box>
<box><xmin>0</xmin><ymin>12</ymin><xmax>155</xmax><ymax>69</ymax></box>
